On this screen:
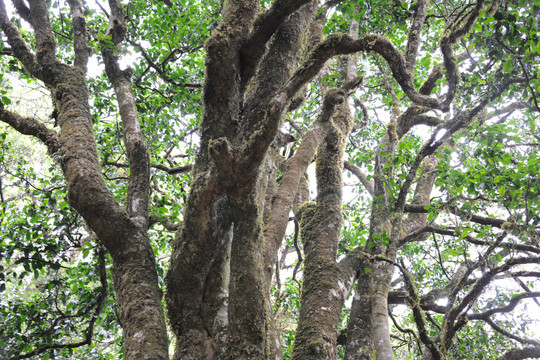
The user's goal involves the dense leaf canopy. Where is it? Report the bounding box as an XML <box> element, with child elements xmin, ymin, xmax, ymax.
<box><xmin>1</xmin><ymin>0</ymin><xmax>539</xmax><ymax>359</ymax></box>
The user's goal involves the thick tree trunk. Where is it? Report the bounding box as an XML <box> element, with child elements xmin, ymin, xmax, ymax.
<box><xmin>166</xmin><ymin>0</ymin><xmax>260</xmax><ymax>357</ymax></box>
<box><xmin>292</xmin><ymin>94</ymin><xmax>353</xmax><ymax>360</ymax></box>
<box><xmin>370</xmin><ymin>261</ymin><xmax>396</xmax><ymax>360</ymax></box>
<box><xmin>109</xmin><ymin>233</ymin><xmax>169</xmax><ymax>360</ymax></box>
<box><xmin>51</xmin><ymin>66</ymin><xmax>169</xmax><ymax>360</ymax></box>
<box><xmin>227</xmin><ymin>177</ymin><xmax>268</xmax><ymax>359</ymax></box>
<box><xmin>344</xmin><ymin>271</ymin><xmax>374</xmax><ymax>360</ymax></box>
<box><xmin>166</xmin><ymin>188</ymin><xmax>232</xmax><ymax>360</ymax></box>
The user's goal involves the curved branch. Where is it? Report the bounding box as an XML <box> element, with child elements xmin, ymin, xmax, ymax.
<box><xmin>468</xmin><ymin>292</ymin><xmax>540</xmax><ymax>320</ymax></box>
<box><xmin>482</xmin><ymin>317</ymin><xmax>540</xmax><ymax>347</ymax></box>
<box><xmin>343</xmin><ymin>160</ymin><xmax>374</xmax><ymax>197</ymax></box>
<box><xmin>397</xmin><ymin>107</ymin><xmax>442</xmax><ymax>138</ymax></box>
<box><xmin>284</xmin><ymin>33</ymin><xmax>443</xmax><ymax>109</ymax></box>
<box><xmin>447</xmin><ymin>256</ymin><xmax>540</xmax><ymax>330</ymax></box>
<box><xmin>0</xmin><ymin>108</ymin><xmax>60</xmax><ymax>154</ymax></box>
<box><xmin>394</xmin><ymin>75</ymin><xmax>529</xmax><ymax>210</ymax></box>
<box><xmin>438</xmin><ymin>0</ymin><xmax>486</xmax><ymax>109</ymax></box>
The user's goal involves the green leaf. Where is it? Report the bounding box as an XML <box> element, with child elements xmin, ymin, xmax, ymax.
<box><xmin>503</xmin><ymin>59</ymin><xmax>513</xmax><ymax>73</ymax></box>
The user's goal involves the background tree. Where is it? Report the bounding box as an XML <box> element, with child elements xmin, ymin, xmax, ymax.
<box><xmin>1</xmin><ymin>0</ymin><xmax>539</xmax><ymax>359</ymax></box>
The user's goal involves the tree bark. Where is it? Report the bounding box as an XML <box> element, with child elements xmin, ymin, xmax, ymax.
<box><xmin>292</xmin><ymin>93</ymin><xmax>354</xmax><ymax>360</ymax></box>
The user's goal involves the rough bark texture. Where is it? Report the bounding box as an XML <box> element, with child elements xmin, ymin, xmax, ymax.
<box><xmin>291</xmin><ymin>94</ymin><xmax>354</xmax><ymax>360</ymax></box>
<box><xmin>50</xmin><ymin>52</ymin><xmax>168</xmax><ymax>360</ymax></box>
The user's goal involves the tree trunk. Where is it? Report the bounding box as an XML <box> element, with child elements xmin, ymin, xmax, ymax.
<box><xmin>292</xmin><ymin>94</ymin><xmax>354</xmax><ymax>360</ymax></box>
<box><xmin>51</xmin><ymin>66</ymin><xmax>169</xmax><ymax>360</ymax></box>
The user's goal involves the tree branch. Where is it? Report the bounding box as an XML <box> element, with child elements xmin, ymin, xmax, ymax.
<box><xmin>343</xmin><ymin>160</ymin><xmax>374</xmax><ymax>197</ymax></box>
<box><xmin>200</xmin><ymin>0</ymin><xmax>259</xmax><ymax>138</ymax></box>
<box><xmin>441</xmin><ymin>256</ymin><xmax>540</xmax><ymax>349</ymax></box>
<box><xmin>497</xmin><ymin>347</ymin><xmax>540</xmax><ymax>360</ymax></box>
<box><xmin>284</xmin><ymin>33</ymin><xmax>445</xmax><ymax>109</ymax></box>
<box><xmin>468</xmin><ymin>292</ymin><xmax>540</xmax><ymax>321</ymax></box>
<box><xmin>396</xmin><ymin>259</ymin><xmax>444</xmax><ymax>360</ymax></box>
<box><xmin>148</xmin><ymin>214</ymin><xmax>182</xmax><ymax>231</ymax></box>
<box><xmin>127</xmin><ymin>39</ymin><xmax>202</xmax><ymax>88</ymax></box>
<box><xmin>238</xmin><ymin>3</ymin><xmax>317</xmax><ymax>173</ymax></box>
<box><xmin>404</xmin><ymin>0</ymin><xmax>428</xmax><ymax>74</ymax></box>
<box><xmin>0</xmin><ymin>0</ymin><xmax>40</xmax><ymax>76</ymax></box>
<box><xmin>482</xmin><ymin>317</ymin><xmax>540</xmax><ymax>347</ymax></box>
<box><xmin>66</xmin><ymin>0</ymin><xmax>91</xmax><ymax>71</ymax></box>
<box><xmin>482</xmin><ymin>102</ymin><xmax>531</xmax><ymax>121</ymax></box>
<box><xmin>437</xmin><ymin>0</ymin><xmax>486</xmax><ymax>110</ymax></box>
<box><xmin>263</xmin><ymin>88</ymin><xmax>345</xmax><ymax>282</ymax></box>
<box><xmin>419</xmin><ymin>262</ymin><xmax>471</xmax><ymax>312</ymax></box>
<box><xmin>104</xmin><ymin>160</ymin><xmax>191</xmax><ymax>175</ymax></box>
<box><xmin>240</xmin><ymin>0</ymin><xmax>314</xmax><ymax>89</ymax></box>
<box><xmin>11</xmin><ymin>0</ymin><xmax>31</xmax><ymax>24</ymax></box>
<box><xmin>397</xmin><ymin>72</ymin><xmax>527</xmax><ymax>206</ymax></box>
<box><xmin>403</xmin><ymin>204</ymin><xmax>540</xmax><ymax>239</ymax></box>
<box><xmin>0</xmin><ymin>108</ymin><xmax>60</xmax><ymax>154</ymax></box>
<box><xmin>27</xmin><ymin>0</ymin><xmax>57</xmax><ymax>66</ymax></box>
<box><xmin>101</xmin><ymin>0</ymin><xmax>150</xmax><ymax>227</ymax></box>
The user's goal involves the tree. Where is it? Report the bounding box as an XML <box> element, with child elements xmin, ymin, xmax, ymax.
<box><xmin>1</xmin><ymin>0</ymin><xmax>539</xmax><ymax>359</ymax></box>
